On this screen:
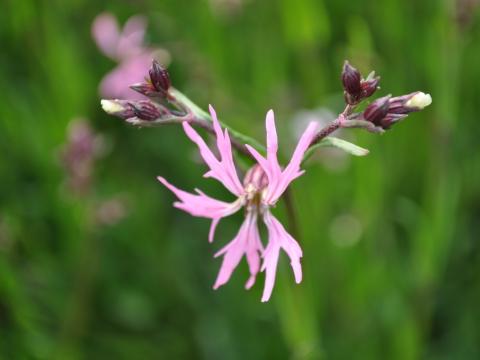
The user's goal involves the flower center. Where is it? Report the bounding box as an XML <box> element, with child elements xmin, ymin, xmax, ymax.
<box><xmin>243</xmin><ymin>165</ymin><xmax>268</xmax><ymax>213</ymax></box>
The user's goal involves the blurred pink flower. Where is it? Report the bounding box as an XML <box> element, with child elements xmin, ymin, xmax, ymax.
<box><xmin>158</xmin><ymin>106</ymin><xmax>317</xmax><ymax>301</ymax></box>
<box><xmin>61</xmin><ymin>119</ymin><xmax>104</xmax><ymax>195</ymax></box>
<box><xmin>92</xmin><ymin>13</ymin><xmax>169</xmax><ymax>99</ymax></box>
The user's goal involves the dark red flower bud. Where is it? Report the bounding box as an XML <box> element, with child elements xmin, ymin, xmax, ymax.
<box><xmin>149</xmin><ymin>60</ymin><xmax>171</xmax><ymax>94</ymax></box>
<box><xmin>342</xmin><ymin>61</ymin><xmax>362</xmax><ymax>96</ymax></box>
<box><xmin>378</xmin><ymin>113</ymin><xmax>408</xmax><ymax>129</ymax></box>
<box><xmin>130</xmin><ymin>100</ymin><xmax>162</xmax><ymax>121</ymax></box>
<box><xmin>388</xmin><ymin>92</ymin><xmax>432</xmax><ymax>114</ymax></box>
<box><xmin>130</xmin><ymin>82</ymin><xmax>157</xmax><ymax>97</ymax></box>
<box><xmin>361</xmin><ymin>76</ymin><xmax>380</xmax><ymax>98</ymax></box>
<box><xmin>341</xmin><ymin>61</ymin><xmax>382</xmax><ymax>105</ymax></box>
<box><xmin>101</xmin><ymin>100</ymin><xmax>135</xmax><ymax>119</ymax></box>
<box><xmin>363</xmin><ymin>95</ymin><xmax>391</xmax><ymax>125</ymax></box>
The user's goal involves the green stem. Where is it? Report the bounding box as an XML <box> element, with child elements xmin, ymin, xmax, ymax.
<box><xmin>171</xmin><ymin>88</ymin><xmax>266</xmax><ymax>155</ymax></box>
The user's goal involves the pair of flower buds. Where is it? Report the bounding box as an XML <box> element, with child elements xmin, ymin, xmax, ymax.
<box><xmin>101</xmin><ymin>61</ymin><xmax>173</xmax><ymax>121</ymax></box>
<box><xmin>341</xmin><ymin>61</ymin><xmax>431</xmax><ymax>130</ymax></box>
<box><xmin>104</xmin><ymin>60</ymin><xmax>431</xmax><ymax>133</ymax></box>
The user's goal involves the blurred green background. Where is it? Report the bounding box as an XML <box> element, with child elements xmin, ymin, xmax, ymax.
<box><xmin>1</xmin><ymin>0</ymin><xmax>480</xmax><ymax>359</ymax></box>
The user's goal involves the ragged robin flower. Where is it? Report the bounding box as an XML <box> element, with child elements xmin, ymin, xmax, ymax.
<box><xmin>92</xmin><ymin>13</ymin><xmax>170</xmax><ymax>100</ymax></box>
<box><xmin>158</xmin><ymin>106</ymin><xmax>318</xmax><ymax>302</ymax></box>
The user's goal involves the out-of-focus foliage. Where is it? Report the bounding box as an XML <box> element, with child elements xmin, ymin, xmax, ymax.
<box><xmin>1</xmin><ymin>0</ymin><xmax>480</xmax><ymax>359</ymax></box>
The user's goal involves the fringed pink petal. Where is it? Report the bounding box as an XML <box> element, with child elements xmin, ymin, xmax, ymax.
<box><xmin>182</xmin><ymin>111</ymin><xmax>243</xmax><ymax>197</ymax></box>
<box><xmin>209</xmin><ymin>105</ymin><xmax>225</xmax><ymax>150</ymax></box>
<box><xmin>245</xmin><ymin>145</ymin><xmax>271</xmax><ymax>177</ymax></box>
<box><xmin>209</xmin><ymin>105</ymin><xmax>244</xmax><ymax>194</ymax></box>
<box><xmin>265</xmin><ymin>110</ymin><xmax>279</xmax><ymax>162</ymax></box>
<box><xmin>116</xmin><ymin>15</ymin><xmax>147</xmax><ymax>58</ymax></box>
<box><xmin>183</xmin><ymin>122</ymin><xmax>220</xmax><ymax>172</ymax></box>
<box><xmin>92</xmin><ymin>12</ymin><xmax>121</xmax><ymax>60</ymax></box>
<box><xmin>263</xmin><ymin>120</ymin><xmax>319</xmax><ymax>205</ymax></box>
<box><xmin>98</xmin><ymin>54</ymin><xmax>153</xmax><ymax>99</ymax></box>
<box><xmin>157</xmin><ymin>176</ymin><xmax>242</xmax><ymax>220</ymax></box>
<box><xmin>246</xmin><ymin>112</ymin><xmax>316</xmax><ymax>206</ymax></box>
<box><xmin>213</xmin><ymin>213</ymin><xmax>263</xmax><ymax>290</ymax></box>
<box><xmin>208</xmin><ymin>218</ymin><xmax>220</xmax><ymax>243</ymax></box>
<box><xmin>287</xmin><ymin>121</ymin><xmax>318</xmax><ymax>173</ymax></box>
<box><xmin>267</xmin><ymin>121</ymin><xmax>318</xmax><ymax>202</ymax></box>
<box><xmin>261</xmin><ymin>211</ymin><xmax>303</xmax><ymax>302</ymax></box>
<box><xmin>213</xmin><ymin>222</ymin><xmax>249</xmax><ymax>289</ymax></box>
<box><xmin>261</xmin><ymin>244</ymin><xmax>280</xmax><ymax>302</ymax></box>
<box><xmin>244</xmin><ymin>217</ymin><xmax>262</xmax><ymax>289</ymax></box>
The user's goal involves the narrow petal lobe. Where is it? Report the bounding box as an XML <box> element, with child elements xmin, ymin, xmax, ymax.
<box><xmin>213</xmin><ymin>213</ymin><xmax>263</xmax><ymax>290</ymax></box>
<box><xmin>158</xmin><ymin>176</ymin><xmax>242</xmax><ymax>220</ymax></box>
<box><xmin>181</xmin><ymin>106</ymin><xmax>244</xmax><ymax>196</ymax></box>
<box><xmin>261</xmin><ymin>211</ymin><xmax>303</xmax><ymax>302</ymax></box>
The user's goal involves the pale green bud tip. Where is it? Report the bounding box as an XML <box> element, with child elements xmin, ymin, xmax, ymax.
<box><xmin>405</xmin><ymin>92</ymin><xmax>432</xmax><ymax>110</ymax></box>
<box><xmin>101</xmin><ymin>99</ymin><xmax>125</xmax><ymax>114</ymax></box>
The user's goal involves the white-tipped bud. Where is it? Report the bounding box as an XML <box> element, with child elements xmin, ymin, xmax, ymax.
<box><xmin>405</xmin><ymin>92</ymin><xmax>432</xmax><ymax>110</ymax></box>
<box><xmin>101</xmin><ymin>99</ymin><xmax>125</xmax><ymax>114</ymax></box>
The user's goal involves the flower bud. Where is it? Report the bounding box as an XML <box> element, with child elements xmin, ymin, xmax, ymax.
<box><xmin>342</xmin><ymin>61</ymin><xmax>381</xmax><ymax>104</ymax></box>
<box><xmin>342</xmin><ymin>61</ymin><xmax>362</xmax><ymax>96</ymax></box>
<box><xmin>378</xmin><ymin>113</ymin><xmax>408</xmax><ymax>129</ymax></box>
<box><xmin>361</xmin><ymin>76</ymin><xmax>380</xmax><ymax>98</ymax></box>
<box><xmin>130</xmin><ymin>100</ymin><xmax>162</xmax><ymax>121</ymax></box>
<box><xmin>363</xmin><ymin>95</ymin><xmax>391</xmax><ymax>125</ymax></box>
<box><xmin>101</xmin><ymin>99</ymin><xmax>163</xmax><ymax>121</ymax></box>
<box><xmin>405</xmin><ymin>92</ymin><xmax>432</xmax><ymax>110</ymax></box>
<box><xmin>101</xmin><ymin>100</ymin><xmax>135</xmax><ymax>119</ymax></box>
<box><xmin>130</xmin><ymin>82</ymin><xmax>157</xmax><ymax>97</ymax></box>
<box><xmin>149</xmin><ymin>60</ymin><xmax>170</xmax><ymax>94</ymax></box>
<box><xmin>389</xmin><ymin>91</ymin><xmax>432</xmax><ymax>114</ymax></box>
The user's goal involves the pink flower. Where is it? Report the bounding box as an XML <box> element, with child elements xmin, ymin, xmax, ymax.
<box><xmin>92</xmin><ymin>13</ymin><xmax>169</xmax><ymax>100</ymax></box>
<box><xmin>158</xmin><ymin>106</ymin><xmax>318</xmax><ymax>301</ymax></box>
